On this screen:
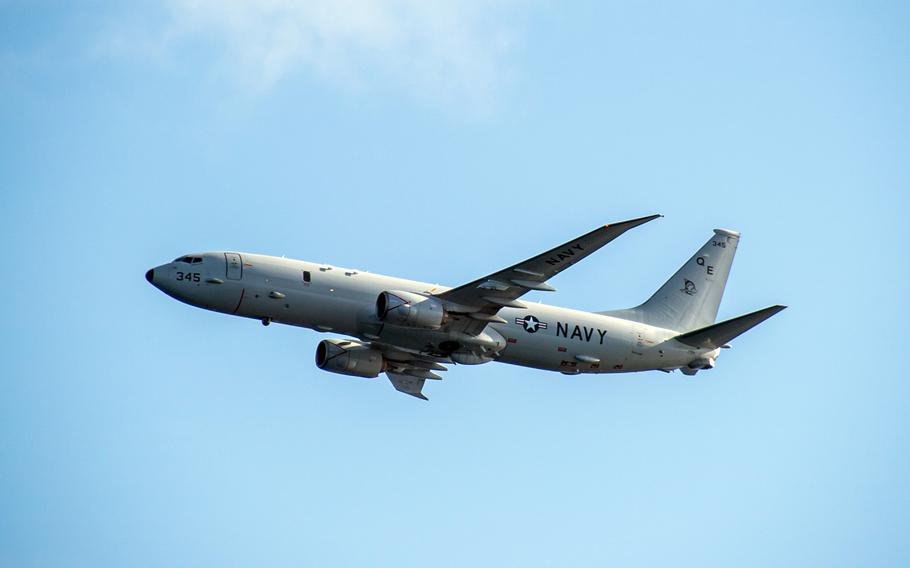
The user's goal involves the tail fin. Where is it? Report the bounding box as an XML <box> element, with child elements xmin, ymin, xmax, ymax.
<box><xmin>602</xmin><ymin>228</ymin><xmax>740</xmax><ymax>332</ymax></box>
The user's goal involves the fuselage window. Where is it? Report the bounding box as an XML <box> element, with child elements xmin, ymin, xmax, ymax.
<box><xmin>303</xmin><ymin>271</ymin><xmax>311</xmax><ymax>283</ymax></box>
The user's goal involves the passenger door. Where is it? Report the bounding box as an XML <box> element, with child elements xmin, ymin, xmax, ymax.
<box><xmin>225</xmin><ymin>253</ymin><xmax>243</xmax><ymax>280</ymax></box>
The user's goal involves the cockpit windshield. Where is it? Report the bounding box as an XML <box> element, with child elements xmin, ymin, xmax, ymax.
<box><xmin>174</xmin><ymin>256</ymin><xmax>204</xmax><ymax>264</ymax></box>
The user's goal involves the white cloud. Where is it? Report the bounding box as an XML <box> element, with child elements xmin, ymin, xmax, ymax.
<box><xmin>158</xmin><ymin>0</ymin><xmax>523</xmax><ymax>109</ymax></box>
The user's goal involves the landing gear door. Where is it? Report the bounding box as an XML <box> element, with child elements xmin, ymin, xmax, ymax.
<box><xmin>225</xmin><ymin>253</ymin><xmax>243</xmax><ymax>280</ymax></box>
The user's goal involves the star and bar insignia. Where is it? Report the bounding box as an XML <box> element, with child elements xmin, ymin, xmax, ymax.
<box><xmin>515</xmin><ymin>315</ymin><xmax>548</xmax><ymax>333</ymax></box>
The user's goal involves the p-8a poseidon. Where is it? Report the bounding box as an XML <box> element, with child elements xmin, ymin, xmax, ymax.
<box><xmin>146</xmin><ymin>215</ymin><xmax>785</xmax><ymax>400</ymax></box>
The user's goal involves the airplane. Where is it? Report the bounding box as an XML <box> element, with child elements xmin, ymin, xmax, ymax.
<box><xmin>145</xmin><ymin>215</ymin><xmax>785</xmax><ymax>400</ymax></box>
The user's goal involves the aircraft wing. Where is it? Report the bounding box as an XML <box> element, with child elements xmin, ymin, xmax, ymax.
<box><xmin>436</xmin><ymin>214</ymin><xmax>660</xmax><ymax>334</ymax></box>
<box><xmin>374</xmin><ymin>344</ymin><xmax>447</xmax><ymax>400</ymax></box>
<box><xmin>386</xmin><ymin>372</ymin><xmax>430</xmax><ymax>400</ymax></box>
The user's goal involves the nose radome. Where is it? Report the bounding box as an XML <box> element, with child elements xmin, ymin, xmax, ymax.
<box><xmin>145</xmin><ymin>269</ymin><xmax>154</xmax><ymax>283</ymax></box>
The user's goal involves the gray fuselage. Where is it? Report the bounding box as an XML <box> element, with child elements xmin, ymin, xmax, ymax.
<box><xmin>147</xmin><ymin>252</ymin><xmax>717</xmax><ymax>375</ymax></box>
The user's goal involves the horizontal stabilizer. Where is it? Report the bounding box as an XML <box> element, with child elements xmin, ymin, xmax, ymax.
<box><xmin>674</xmin><ymin>305</ymin><xmax>786</xmax><ymax>350</ymax></box>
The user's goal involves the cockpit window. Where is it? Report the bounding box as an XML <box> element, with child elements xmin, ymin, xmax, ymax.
<box><xmin>191</xmin><ymin>257</ymin><xmax>203</xmax><ymax>264</ymax></box>
<box><xmin>173</xmin><ymin>256</ymin><xmax>203</xmax><ymax>264</ymax></box>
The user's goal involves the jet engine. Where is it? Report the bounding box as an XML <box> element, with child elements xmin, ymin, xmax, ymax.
<box><xmin>376</xmin><ymin>290</ymin><xmax>446</xmax><ymax>329</ymax></box>
<box><xmin>680</xmin><ymin>356</ymin><xmax>716</xmax><ymax>376</ymax></box>
<box><xmin>315</xmin><ymin>339</ymin><xmax>384</xmax><ymax>378</ymax></box>
<box><xmin>688</xmin><ymin>356</ymin><xmax>716</xmax><ymax>370</ymax></box>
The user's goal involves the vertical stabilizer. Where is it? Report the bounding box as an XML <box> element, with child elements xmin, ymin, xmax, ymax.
<box><xmin>602</xmin><ymin>229</ymin><xmax>740</xmax><ymax>332</ymax></box>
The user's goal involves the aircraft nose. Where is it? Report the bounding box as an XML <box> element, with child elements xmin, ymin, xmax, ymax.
<box><xmin>145</xmin><ymin>268</ymin><xmax>155</xmax><ymax>283</ymax></box>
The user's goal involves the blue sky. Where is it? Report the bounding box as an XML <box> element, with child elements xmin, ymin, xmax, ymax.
<box><xmin>2</xmin><ymin>1</ymin><xmax>908</xmax><ymax>566</ymax></box>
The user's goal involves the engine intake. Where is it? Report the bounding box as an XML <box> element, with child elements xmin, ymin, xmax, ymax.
<box><xmin>315</xmin><ymin>339</ymin><xmax>384</xmax><ymax>378</ymax></box>
<box><xmin>376</xmin><ymin>290</ymin><xmax>445</xmax><ymax>329</ymax></box>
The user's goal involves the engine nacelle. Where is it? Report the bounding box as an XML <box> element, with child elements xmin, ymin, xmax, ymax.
<box><xmin>376</xmin><ymin>290</ymin><xmax>446</xmax><ymax>330</ymax></box>
<box><xmin>315</xmin><ymin>339</ymin><xmax>384</xmax><ymax>378</ymax></box>
<box><xmin>687</xmin><ymin>356</ymin><xmax>716</xmax><ymax>370</ymax></box>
